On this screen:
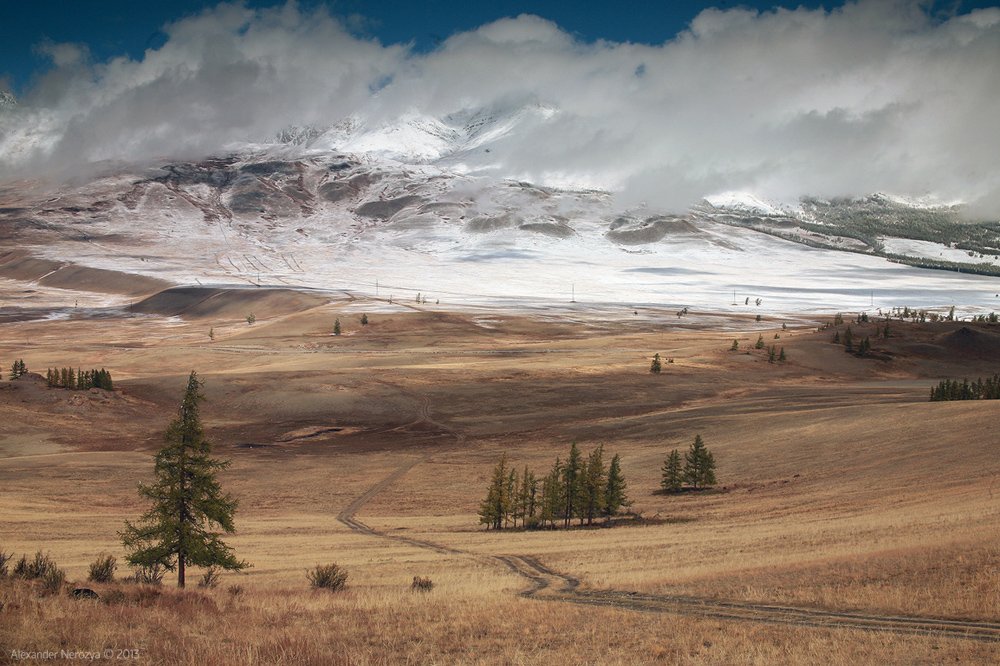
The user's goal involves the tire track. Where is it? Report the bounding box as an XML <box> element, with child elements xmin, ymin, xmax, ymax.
<box><xmin>336</xmin><ymin>448</ymin><xmax>1000</xmax><ymax>643</ymax></box>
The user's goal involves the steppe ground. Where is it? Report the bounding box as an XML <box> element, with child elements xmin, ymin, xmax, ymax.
<box><xmin>1</xmin><ymin>283</ymin><xmax>999</xmax><ymax>664</ymax></box>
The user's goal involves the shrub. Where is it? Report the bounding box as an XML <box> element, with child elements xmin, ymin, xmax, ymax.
<box><xmin>411</xmin><ymin>576</ymin><xmax>434</xmax><ymax>592</ymax></box>
<box><xmin>127</xmin><ymin>563</ymin><xmax>164</xmax><ymax>586</ymax></box>
<box><xmin>226</xmin><ymin>584</ymin><xmax>244</xmax><ymax>598</ymax></box>
<box><xmin>307</xmin><ymin>564</ymin><xmax>348</xmax><ymax>592</ymax></box>
<box><xmin>88</xmin><ymin>553</ymin><xmax>117</xmax><ymax>583</ymax></box>
<box><xmin>0</xmin><ymin>549</ymin><xmax>11</xmax><ymax>577</ymax></box>
<box><xmin>13</xmin><ymin>551</ymin><xmax>59</xmax><ymax>580</ymax></box>
<box><xmin>40</xmin><ymin>565</ymin><xmax>66</xmax><ymax>596</ymax></box>
<box><xmin>198</xmin><ymin>567</ymin><xmax>222</xmax><ymax>589</ymax></box>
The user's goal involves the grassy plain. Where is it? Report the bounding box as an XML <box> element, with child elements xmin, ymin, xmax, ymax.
<box><xmin>1</xmin><ymin>288</ymin><xmax>998</xmax><ymax>664</ymax></box>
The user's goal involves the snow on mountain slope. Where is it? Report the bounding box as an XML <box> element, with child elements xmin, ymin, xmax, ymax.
<box><xmin>2</xmin><ymin>147</ymin><xmax>999</xmax><ymax>316</ymax></box>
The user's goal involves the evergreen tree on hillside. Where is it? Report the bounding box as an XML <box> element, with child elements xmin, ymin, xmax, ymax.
<box><xmin>333</xmin><ymin>319</ymin><xmax>341</xmax><ymax>336</ymax></box>
<box><xmin>517</xmin><ymin>467</ymin><xmax>537</xmax><ymax>528</ymax></box>
<box><xmin>120</xmin><ymin>371</ymin><xmax>249</xmax><ymax>587</ymax></box>
<box><xmin>478</xmin><ymin>453</ymin><xmax>510</xmax><ymax>530</ymax></box>
<box><xmin>539</xmin><ymin>458</ymin><xmax>564</xmax><ymax>528</ymax></box>
<box><xmin>581</xmin><ymin>445</ymin><xmax>606</xmax><ymax>526</ymax></box>
<box><xmin>683</xmin><ymin>435</ymin><xmax>716</xmax><ymax>490</ymax></box>
<box><xmin>562</xmin><ymin>443</ymin><xmax>583</xmax><ymax>527</ymax></box>
<box><xmin>661</xmin><ymin>449</ymin><xmax>683</xmax><ymax>493</ymax></box>
<box><xmin>603</xmin><ymin>453</ymin><xmax>630</xmax><ymax>520</ymax></box>
<box><xmin>650</xmin><ymin>353</ymin><xmax>662</xmax><ymax>374</ymax></box>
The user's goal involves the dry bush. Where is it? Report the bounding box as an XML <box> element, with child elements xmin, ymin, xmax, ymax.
<box><xmin>411</xmin><ymin>576</ymin><xmax>434</xmax><ymax>591</ymax></box>
<box><xmin>13</xmin><ymin>551</ymin><xmax>59</xmax><ymax>581</ymax></box>
<box><xmin>198</xmin><ymin>567</ymin><xmax>221</xmax><ymax>589</ymax></box>
<box><xmin>0</xmin><ymin>549</ymin><xmax>11</xmax><ymax>577</ymax></box>
<box><xmin>39</xmin><ymin>565</ymin><xmax>65</xmax><ymax>596</ymax></box>
<box><xmin>127</xmin><ymin>563</ymin><xmax>164</xmax><ymax>586</ymax></box>
<box><xmin>307</xmin><ymin>564</ymin><xmax>348</xmax><ymax>592</ymax></box>
<box><xmin>87</xmin><ymin>553</ymin><xmax>117</xmax><ymax>583</ymax></box>
<box><xmin>226</xmin><ymin>584</ymin><xmax>244</xmax><ymax>598</ymax></box>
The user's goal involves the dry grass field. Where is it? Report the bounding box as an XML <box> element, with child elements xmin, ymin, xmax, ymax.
<box><xmin>1</xmin><ymin>286</ymin><xmax>999</xmax><ymax>664</ymax></box>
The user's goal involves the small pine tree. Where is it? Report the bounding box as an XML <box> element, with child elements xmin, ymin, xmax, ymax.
<box><xmin>779</xmin><ymin>347</ymin><xmax>786</xmax><ymax>362</ymax></box>
<box><xmin>209</xmin><ymin>328</ymin><xmax>215</xmax><ymax>341</ymax></box>
<box><xmin>581</xmin><ymin>445</ymin><xmax>606</xmax><ymax>526</ymax></box>
<box><xmin>603</xmin><ymin>453</ymin><xmax>629</xmax><ymax>520</ymax></box>
<box><xmin>333</xmin><ymin>319</ymin><xmax>341</xmax><ymax>336</ymax></box>
<box><xmin>360</xmin><ymin>314</ymin><xmax>368</xmax><ymax>326</ymax></box>
<box><xmin>833</xmin><ymin>331</ymin><xmax>841</xmax><ymax>344</ymax></box>
<box><xmin>478</xmin><ymin>453</ymin><xmax>510</xmax><ymax>530</ymax></box>
<box><xmin>650</xmin><ymin>353</ymin><xmax>662</xmax><ymax>374</ymax></box>
<box><xmin>661</xmin><ymin>449</ymin><xmax>683</xmax><ymax>493</ymax></box>
<box><xmin>755</xmin><ymin>335</ymin><xmax>765</xmax><ymax>349</ymax></box>
<box><xmin>562</xmin><ymin>443</ymin><xmax>583</xmax><ymax>527</ymax></box>
<box><xmin>683</xmin><ymin>435</ymin><xmax>716</xmax><ymax>490</ymax></box>
<box><xmin>755</xmin><ymin>314</ymin><xmax>762</xmax><ymax>322</ymax></box>
<box><xmin>730</xmin><ymin>339</ymin><xmax>739</xmax><ymax>351</ymax></box>
<box><xmin>768</xmin><ymin>346</ymin><xmax>776</xmax><ymax>363</ymax></box>
<box><xmin>843</xmin><ymin>326</ymin><xmax>854</xmax><ymax>352</ymax></box>
<box><xmin>246</xmin><ymin>313</ymin><xmax>255</xmax><ymax>325</ymax></box>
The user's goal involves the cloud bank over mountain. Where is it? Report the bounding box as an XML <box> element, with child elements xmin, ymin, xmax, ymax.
<box><xmin>1</xmin><ymin>0</ymin><xmax>998</xmax><ymax>214</ymax></box>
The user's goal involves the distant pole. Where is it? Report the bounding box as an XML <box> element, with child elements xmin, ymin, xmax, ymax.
<box><xmin>571</xmin><ymin>283</ymin><xmax>576</xmax><ymax>303</ymax></box>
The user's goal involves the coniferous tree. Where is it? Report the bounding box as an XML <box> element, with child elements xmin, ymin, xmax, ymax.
<box><xmin>478</xmin><ymin>453</ymin><xmax>510</xmax><ymax>530</ymax></box>
<box><xmin>650</xmin><ymin>353</ymin><xmax>662</xmax><ymax>374</ymax></box>
<box><xmin>730</xmin><ymin>339</ymin><xmax>739</xmax><ymax>351</ymax></box>
<box><xmin>505</xmin><ymin>468</ymin><xmax>517</xmax><ymax>528</ymax></box>
<box><xmin>539</xmin><ymin>458</ymin><xmax>564</xmax><ymax>527</ymax></box>
<box><xmin>67</xmin><ymin>367</ymin><xmax>75</xmax><ymax>390</ymax></box>
<box><xmin>603</xmin><ymin>453</ymin><xmax>629</xmax><ymax>520</ymax></box>
<box><xmin>581</xmin><ymin>445</ymin><xmax>606</xmax><ymax>526</ymax></box>
<box><xmin>779</xmin><ymin>347</ymin><xmax>787</xmax><ymax>362</ymax></box>
<box><xmin>843</xmin><ymin>326</ymin><xmax>854</xmax><ymax>352</ymax></box>
<box><xmin>333</xmin><ymin>319</ymin><xmax>342</xmax><ymax>336</ymax></box>
<box><xmin>360</xmin><ymin>314</ymin><xmax>368</xmax><ymax>326</ymax></box>
<box><xmin>517</xmin><ymin>466</ymin><xmax>537</xmax><ymax>528</ymax></box>
<box><xmin>683</xmin><ymin>435</ymin><xmax>716</xmax><ymax>490</ymax></box>
<box><xmin>661</xmin><ymin>449</ymin><xmax>683</xmax><ymax>493</ymax></box>
<box><xmin>120</xmin><ymin>371</ymin><xmax>249</xmax><ymax>587</ymax></box>
<box><xmin>755</xmin><ymin>335</ymin><xmax>765</xmax><ymax>349</ymax></box>
<box><xmin>562</xmin><ymin>443</ymin><xmax>583</xmax><ymax>527</ymax></box>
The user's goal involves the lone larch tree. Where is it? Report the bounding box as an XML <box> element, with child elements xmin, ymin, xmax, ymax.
<box><xmin>120</xmin><ymin>371</ymin><xmax>248</xmax><ymax>587</ymax></box>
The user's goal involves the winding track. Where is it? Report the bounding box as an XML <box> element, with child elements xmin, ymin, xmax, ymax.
<box><xmin>338</xmin><ymin>449</ymin><xmax>1000</xmax><ymax>644</ymax></box>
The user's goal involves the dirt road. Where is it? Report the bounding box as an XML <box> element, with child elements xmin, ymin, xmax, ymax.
<box><xmin>340</xmin><ymin>460</ymin><xmax>1000</xmax><ymax>644</ymax></box>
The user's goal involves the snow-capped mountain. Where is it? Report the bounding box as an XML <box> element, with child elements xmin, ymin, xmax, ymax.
<box><xmin>0</xmin><ymin>99</ymin><xmax>998</xmax><ymax>314</ymax></box>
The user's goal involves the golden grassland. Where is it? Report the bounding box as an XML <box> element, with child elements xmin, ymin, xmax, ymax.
<box><xmin>1</xmin><ymin>296</ymin><xmax>999</xmax><ymax>663</ymax></box>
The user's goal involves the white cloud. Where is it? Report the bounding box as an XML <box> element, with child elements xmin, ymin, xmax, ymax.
<box><xmin>1</xmin><ymin>0</ymin><xmax>999</xmax><ymax>215</ymax></box>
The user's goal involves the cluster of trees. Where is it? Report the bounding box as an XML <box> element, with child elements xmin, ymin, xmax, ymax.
<box><xmin>929</xmin><ymin>375</ymin><xmax>1000</xmax><ymax>401</ymax></box>
<box><xmin>46</xmin><ymin>367</ymin><xmax>114</xmax><ymax>391</ymax></box>
<box><xmin>972</xmin><ymin>312</ymin><xmax>999</xmax><ymax>324</ymax></box>
<box><xmin>479</xmin><ymin>443</ymin><xmax>629</xmax><ymax>530</ymax></box>
<box><xmin>8</xmin><ymin>359</ymin><xmax>27</xmax><ymax>379</ymax></box>
<box><xmin>660</xmin><ymin>435</ymin><xmax>717</xmax><ymax>492</ymax></box>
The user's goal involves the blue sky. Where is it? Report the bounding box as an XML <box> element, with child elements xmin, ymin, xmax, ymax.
<box><xmin>2</xmin><ymin>0</ymin><xmax>994</xmax><ymax>94</ymax></box>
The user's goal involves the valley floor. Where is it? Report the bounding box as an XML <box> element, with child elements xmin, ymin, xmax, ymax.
<box><xmin>1</xmin><ymin>285</ymin><xmax>999</xmax><ymax>664</ymax></box>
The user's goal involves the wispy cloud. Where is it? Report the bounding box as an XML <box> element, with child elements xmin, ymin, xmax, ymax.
<box><xmin>1</xmin><ymin>0</ymin><xmax>998</xmax><ymax>214</ymax></box>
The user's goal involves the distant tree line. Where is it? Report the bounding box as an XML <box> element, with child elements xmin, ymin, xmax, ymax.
<box><xmin>46</xmin><ymin>367</ymin><xmax>114</xmax><ymax>391</ymax></box>
<box><xmin>479</xmin><ymin>443</ymin><xmax>630</xmax><ymax>530</ymax></box>
<box><xmin>929</xmin><ymin>376</ymin><xmax>1000</xmax><ymax>401</ymax></box>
